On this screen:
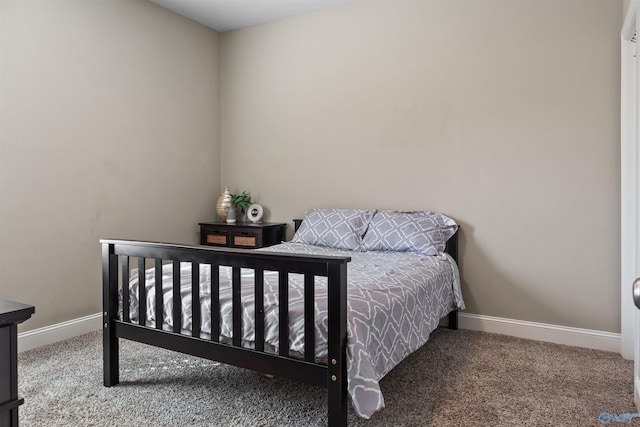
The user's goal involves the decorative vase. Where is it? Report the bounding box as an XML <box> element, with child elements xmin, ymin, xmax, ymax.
<box><xmin>216</xmin><ymin>186</ymin><xmax>232</xmax><ymax>222</ymax></box>
<box><xmin>226</xmin><ymin>205</ymin><xmax>236</xmax><ymax>224</ymax></box>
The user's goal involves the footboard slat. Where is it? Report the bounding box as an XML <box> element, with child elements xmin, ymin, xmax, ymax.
<box><xmin>155</xmin><ymin>259</ymin><xmax>163</xmax><ymax>330</ymax></box>
<box><xmin>191</xmin><ymin>262</ymin><xmax>200</xmax><ymax>338</ymax></box>
<box><xmin>232</xmin><ymin>267</ymin><xmax>242</xmax><ymax>347</ymax></box>
<box><xmin>122</xmin><ymin>256</ymin><xmax>130</xmax><ymax>323</ymax></box>
<box><xmin>255</xmin><ymin>269</ymin><xmax>265</xmax><ymax>352</ymax></box>
<box><xmin>172</xmin><ymin>261</ymin><xmax>181</xmax><ymax>333</ymax></box>
<box><xmin>304</xmin><ymin>273</ymin><xmax>315</xmax><ymax>362</ymax></box>
<box><xmin>278</xmin><ymin>270</ymin><xmax>289</xmax><ymax>357</ymax></box>
<box><xmin>211</xmin><ymin>265</ymin><xmax>220</xmax><ymax>342</ymax></box>
<box><xmin>138</xmin><ymin>258</ymin><xmax>146</xmax><ymax>327</ymax></box>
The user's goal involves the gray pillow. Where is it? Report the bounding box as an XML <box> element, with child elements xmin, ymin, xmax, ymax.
<box><xmin>362</xmin><ymin>211</ymin><xmax>457</xmax><ymax>255</ymax></box>
<box><xmin>292</xmin><ymin>208</ymin><xmax>376</xmax><ymax>251</ymax></box>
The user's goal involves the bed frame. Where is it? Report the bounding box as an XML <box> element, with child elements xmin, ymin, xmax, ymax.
<box><xmin>101</xmin><ymin>224</ymin><xmax>458</xmax><ymax>426</ymax></box>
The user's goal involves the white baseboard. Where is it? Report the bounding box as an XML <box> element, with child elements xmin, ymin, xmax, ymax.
<box><xmin>635</xmin><ymin>376</ymin><xmax>640</xmax><ymax>412</ymax></box>
<box><xmin>18</xmin><ymin>312</ymin><xmax>102</xmax><ymax>353</ymax></box>
<box><xmin>17</xmin><ymin>311</ymin><xmax>621</xmax><ymax>354</ymax></box>
<box><xmin>458</xmin><ymin>313</ymin><xmax>621</xmax><ymax>353</ymax></box>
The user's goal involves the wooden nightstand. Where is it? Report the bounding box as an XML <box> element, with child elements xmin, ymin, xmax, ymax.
<box><xmin>198</xmin><ymin>222</ymin><xmax>287</xmax><ymax>249</ymax></box>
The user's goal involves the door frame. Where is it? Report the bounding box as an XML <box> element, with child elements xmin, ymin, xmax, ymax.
<box><xmin>620</xmin><ymin>0</ymin><xmax>638</xmax><ymax>382</ymax></box>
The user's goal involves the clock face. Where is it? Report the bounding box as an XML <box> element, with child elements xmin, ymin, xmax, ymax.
<box><xmin>248</xmin><ymin>204</ymin><xmax>263</xmax><ymax>222</ymax></box>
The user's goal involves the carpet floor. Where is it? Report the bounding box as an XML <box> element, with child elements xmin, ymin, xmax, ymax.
<box><xmin>17</xmin><ymin>328</ymin><xmax>635</xmax><ymax>426</ymax></box>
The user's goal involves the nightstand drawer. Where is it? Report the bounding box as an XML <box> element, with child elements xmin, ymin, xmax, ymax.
<box><xmin>232</xmin><ymin>230</ymin><xmax>260</xmax><ymax>248</ymax></box>
<box><xmin>206</xmin><ymin>234</ymin><xmax>228</xmax><ymax>245</ymax></box>
<box><xmin>234</xmin><ymin>235</ymin><xmax>256</xmax><ymax>247</ymax></box>
<box><xmin>198</xmin><ymin>221</ymin><xmax>286</xmax><ymax>249</ymax></box>
<box><xmin>202</xmin><ymin>229</ymin><xmax>229</xmax><ymax>247</ymax></box>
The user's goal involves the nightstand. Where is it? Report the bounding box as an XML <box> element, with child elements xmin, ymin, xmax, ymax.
<box><xmin>198</xmin><ymin>222</ymin><xmax>287</xmax><ymax>249</ymax></box>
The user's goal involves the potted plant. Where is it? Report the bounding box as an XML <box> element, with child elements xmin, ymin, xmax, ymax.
<box><xmin>227</xmin><ymin>191</ymin><xmax>252</xmax><ymax>223</ymax></box>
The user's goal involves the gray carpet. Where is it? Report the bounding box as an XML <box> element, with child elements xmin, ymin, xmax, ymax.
<box><xmin>17</xmin><ymin>328</ymin><xmax>635</xmax><ymax>426</ymax></box>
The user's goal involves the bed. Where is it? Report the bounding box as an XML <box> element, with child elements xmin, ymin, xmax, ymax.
<box><xmin>101</xmin><ymin>209</ymin><xmax>464</xmax><ymax>425</ymax></box>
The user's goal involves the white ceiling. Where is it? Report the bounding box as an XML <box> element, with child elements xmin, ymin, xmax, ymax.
<box><xmin>150</xmin><ymin>0</ymin><xmax>357</xmax><ymax>32</ymax></box>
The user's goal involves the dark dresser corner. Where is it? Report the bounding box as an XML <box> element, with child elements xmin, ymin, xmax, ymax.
<box><xmin>0</xmin><ymin>300</ymin><xmax>34</xmax><ymax>427</ymax></box>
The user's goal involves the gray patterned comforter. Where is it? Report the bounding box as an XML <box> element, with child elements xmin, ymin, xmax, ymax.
<box><xmin>123</xmin><ymin>242</ymin><xmax>464</xmax><ymax>419</ymax></box>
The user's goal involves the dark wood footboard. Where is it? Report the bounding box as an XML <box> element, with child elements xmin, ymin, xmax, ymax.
<box><xmin>101</xmin><ymin>239</ymin><xmax>351</xmax><ymax>426</ymax></box>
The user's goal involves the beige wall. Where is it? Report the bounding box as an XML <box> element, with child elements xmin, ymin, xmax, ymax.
<box><xmin>221</xmin><ymin>0</ymin><xmax>623</xmax><ymax>332</ymax></box>
<box><xmin>0</xmin><ymin>0</ymin><xmax>624</xmax><ymax>335</ymax></box>
<box><xmin>0</xmin><ymin>0</ymin><xmax>220</xmax><ymax>331</ymax></box>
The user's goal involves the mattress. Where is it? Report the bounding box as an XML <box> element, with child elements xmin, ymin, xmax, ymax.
<box><xmin>120</xmin><ymin>242</ymin><xmax>464</xmax><ymax>419</ymax></box>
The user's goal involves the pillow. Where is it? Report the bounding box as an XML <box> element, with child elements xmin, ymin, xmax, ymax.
<box><xmin>292</xmin><ymin>208</ymin><xmax>376</xmax><ymax>251</ymax></box>
<box><xmin>362</xmin><ymin>211</ymin><xmax>457</xmax><ymax>255</ymax></box>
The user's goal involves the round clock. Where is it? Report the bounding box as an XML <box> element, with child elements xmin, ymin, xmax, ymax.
<box><xmin>247</xmin><ymin>204</ymin><xmax>264</xmax><ymax>223</ymax></box>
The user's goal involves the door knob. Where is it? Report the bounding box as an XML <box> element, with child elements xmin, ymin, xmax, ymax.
<box><xmin>634</xmin><ymin>278</ymin><xmax>640</xmax><ymax>310</ymax></box>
